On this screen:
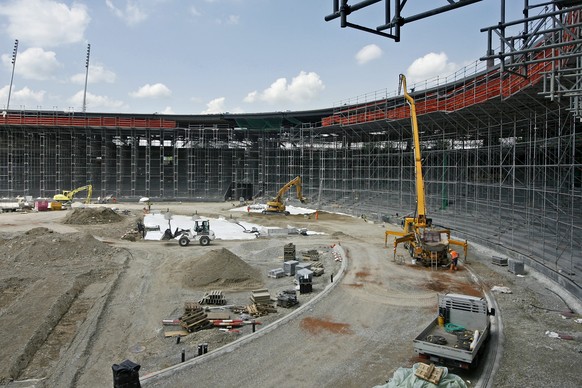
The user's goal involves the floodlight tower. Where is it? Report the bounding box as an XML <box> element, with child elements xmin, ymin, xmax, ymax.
<box><xmin>6</xmin><ymin>39</ymin><xmax>18</xmax><ymax>111</ymax></box>
<box><xmin>82</xmin><ymin>43</ymin><xmax>91</xmax><ymax>113</ymax></box>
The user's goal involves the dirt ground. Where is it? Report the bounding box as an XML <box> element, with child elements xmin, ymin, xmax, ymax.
<box><xmin>0</xmin><ymin>202</ymin><xmax>580</xmax><ymax>388</ymax></box>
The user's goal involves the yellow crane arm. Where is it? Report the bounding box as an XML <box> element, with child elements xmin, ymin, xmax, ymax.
<box><xmin>399</xmin><ymin>74</ymin><xmax>427</xmax><ymax>226</ymax></box>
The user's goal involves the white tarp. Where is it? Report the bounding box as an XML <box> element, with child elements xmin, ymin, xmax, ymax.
<box><xmin>373</xmin><ymin>363</ymin><xmax>467</xmax><ymax>388</ymax></box>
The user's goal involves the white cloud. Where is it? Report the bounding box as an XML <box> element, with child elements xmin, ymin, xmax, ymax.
<box><xmin>105</xmin><ymin>0</ymin><xmax>147</xmax><ymax>26</ymax></box>
<box><xmin>407</xmin><ymin>52</ymin><xmax>459</xmax><ymax>83</ymax></box>
<box><xmin>70</xmin><ymin>64</ymin><xmax>117</xmax><ymax>85</ymax></box>
<box><xmin>0</xmin><ymin>85</ymin><xmax>46</xmax><ymax>108</ymax></box>
<box><xmin>226</xmin><ymin>15</ymin><xmax>239</xmax><ymax>24</ymax></box>
<box><xmin>201</xmin><ymin>97</ymin><xmax>226</xmax><ymax>114</ymax></box>
<box><xmin>0</xmin><ymin>0</ymin><xmax>90</xmax><ymax>47</ymax></box>
<box><xmin>69</xmin><ymin>90</ymin><xmax>126</xmax><ymax>111</ymax></box>
<box><xmin>244</xmin><ymin>71</ymin><xmax>325</xmax><ymax>106</ymax></box>
<box><xmin>189</xmin><ymin>6</ymin><xmax>201</xmax><ymax>16</ymax></box>
<box><xmin>356</xmin><ymin>44</ymin><xmax>382</xmax><ymax>65</ymax></box>
<box><xmin>160</xmin><ymin>106</ymin><xmax>174</xmax><ymax>114</ymax></box>
<box><xmin>2</xmin><ymin>47</ymin><xmax>60</xmax><ymax>81</ymax></box>
<box><xmin>129</xmin><ymin>83</ymin><xmax>172</xmax><ymax>98</ymax></box>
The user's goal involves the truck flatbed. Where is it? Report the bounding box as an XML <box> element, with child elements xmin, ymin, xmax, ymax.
<box><xmin>413</xmin><ymin>294</ymin><xmax>494</xmax><ymax>368</ymax></box>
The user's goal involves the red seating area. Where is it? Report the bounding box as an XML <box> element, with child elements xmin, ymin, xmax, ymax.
<box><xmin>0</xmin><ymin>114</ymin><xmax>176</xmax><ymax>129</ymax></box>
<box><xmin>321</xmin><ymin>48</ymin><xmax>554</xmax><ymax>127</ymax></box>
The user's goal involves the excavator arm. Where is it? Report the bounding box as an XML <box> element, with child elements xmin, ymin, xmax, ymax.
<box><xmin>265</xmin><ymin>176</ymin><xmax>306</xmax><ymax>214</ymax></box>
<box><xmin>273</xmin><ymin>176</ymin><xmax>306</xmax><ymax>204</ymax></box>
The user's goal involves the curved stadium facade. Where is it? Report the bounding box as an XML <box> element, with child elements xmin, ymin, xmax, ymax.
<box><xmin>1</xmin><ymin>7</ymin><xmax>581</xmax><ymax>299</ymax></box>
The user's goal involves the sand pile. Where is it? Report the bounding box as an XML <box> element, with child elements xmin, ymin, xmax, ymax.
<box><xmin>63</xmin><ymin>207</ymin><xmax>124</xmax><ymax>224</ymax></box>
<box><xmin>182</xmin><ymin>248</ymin><xmax>263</xmax><ymax>290</ymax></box>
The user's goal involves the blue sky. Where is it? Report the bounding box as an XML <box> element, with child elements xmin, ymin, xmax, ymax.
<box><xmin>0</xmin><ymin>0</ymin><xmax>525</xmax><ymax>115</ymax></box>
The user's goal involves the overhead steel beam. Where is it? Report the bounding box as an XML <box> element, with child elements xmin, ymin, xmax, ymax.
<box><xmin>325</xmin><ymin>0</ymin><xmax>482</xmax><ymax>42</ymax></box>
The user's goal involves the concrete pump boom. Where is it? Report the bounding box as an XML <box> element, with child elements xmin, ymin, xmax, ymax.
<box><xmin>400</xmin><ymin>74</ymin><xmax>427</xmax><ymax>227</ymax></box>
<box><xmin>385</xmin><ymin>74</ymin><xmax>467</xmax><ymax>267</ymax></box>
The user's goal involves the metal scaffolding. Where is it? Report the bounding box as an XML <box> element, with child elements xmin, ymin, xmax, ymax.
<box><xmin>0</xmin><ymin>2</ymin><xmax>580</xmax><ymax>297</ymax></box>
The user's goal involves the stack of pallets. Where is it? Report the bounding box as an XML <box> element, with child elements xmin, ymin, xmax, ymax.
<box><xmin>247</xmin><ymin>289</ymin><xmax>276</xmax><ymax>316</ymax></box>
<box><xmin>180</xmin><ymin>308</ymin><xmax>210</xmax><ymax>333</ymax></box>
<box><xmin>311</xmin><ymin>261</ymin><xmax>324</xmax><ymax>276</ymax></box>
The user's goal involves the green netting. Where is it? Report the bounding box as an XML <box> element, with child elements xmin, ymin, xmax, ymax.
<box><xmin>445</xmin><ymin>323</ymin><xmax>465</xmax><ymax>333</ymax></box>
<box><xmin>234</xmin><ymin>117</ymin><xmax>282</xmax><ymax>130</ymax></box>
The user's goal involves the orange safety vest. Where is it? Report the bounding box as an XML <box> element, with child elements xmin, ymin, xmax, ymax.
<box><xmin>450</xmin><ymin>250</ymin><xmax>459</xmax><ymax>260</ymax></box>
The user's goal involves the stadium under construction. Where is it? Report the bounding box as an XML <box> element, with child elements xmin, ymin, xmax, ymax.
<box><xmin>0</xmin><ymin>2</ymin><xmax>581</xmax><ymax>298</ymax></box>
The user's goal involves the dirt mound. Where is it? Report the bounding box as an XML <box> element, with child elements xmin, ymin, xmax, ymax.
<box><xmin>182</xmin><ymin>248</ymin><xmax>262</xmax><ymax>290</ymax></box>
<box><xmin>25</xmin><ymin>227</ymin><xmax>54</xmax><ymax>235</ymax></box>
<box><xmin>0</xmin><ymin>231</ymin><xmax>119</xmax><ymax>267</ymax></box>
<box><xmin>63</xmin><ymin>207</ymin><xmax>124</xmax><ymax>225</ymax></box>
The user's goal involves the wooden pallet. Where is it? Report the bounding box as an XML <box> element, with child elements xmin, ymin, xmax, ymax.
<box><xmin>184</xmin><ymin>302</ymin><xmax>202</xmax><ymax>314</ymax></box>
<box><xmin>311</xmin><ymin>262</ymin><xmax>324</xmax><ymax>276</ymax></box>
<box><xmin>180</xmin><ymin>310</ymin><xmax>210</xmax><ymax>332</ymax></box>
<box><xmin>246</xmin><ymin>303</ymin><xmax>277</xmax><ymax>317</ymax></box>
<box><xmin>414</xmin><ymin>363</ymin><xmax>443</xmax><ymax>385</ymax></box>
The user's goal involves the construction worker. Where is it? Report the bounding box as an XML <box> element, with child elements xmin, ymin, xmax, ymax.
<box><xmin>449</xmin><ymin>249</ymin><xmax>459</xmax><ymax>271</ymax></box>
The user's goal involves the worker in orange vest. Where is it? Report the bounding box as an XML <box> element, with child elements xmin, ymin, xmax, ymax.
<box><xmin>449</xmin><ymin>249</ymin><xmax>459</xmax><ymax>271</ymax></box>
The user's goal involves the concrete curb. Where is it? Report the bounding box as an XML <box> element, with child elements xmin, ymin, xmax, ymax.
<box><xmin>140</xmin><ymin>243</ymin><xmax>348</xmax><ymax>385</ymax></box>
<box><xmin>463</xmin><ymin>259</ymin><xmax>502</xmax><ymax>388</ymax></box>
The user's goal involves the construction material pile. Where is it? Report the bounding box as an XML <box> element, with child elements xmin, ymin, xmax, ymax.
<box><xmin>63</xmin><ymin>207</ymin><xmax>124</xmax><ymax>225</ymax></box>
<box><xmin>182</xmin><ymin>248</ymin><xmax>263</xmax><ymax>290</ymax></box>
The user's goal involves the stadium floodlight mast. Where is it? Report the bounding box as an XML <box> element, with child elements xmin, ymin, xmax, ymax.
<box><xmin>6</xmin><ymin>39</ymin><xmax>18</xmax><ymax>112</ymax></box>
<box><xmin>82</xmin><ymin>43</ymin><xmax>91</xmax><ymax>113</ymax></box>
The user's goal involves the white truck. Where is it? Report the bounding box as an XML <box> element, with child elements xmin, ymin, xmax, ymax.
<box><xmin>413</xmin><ymin>293</ymin><xmax>495</xmax><ymax>369</ymax></box>
<box><xmin>0</xmin><ymin>196</ymin><xmax>30</xmax><ymax>212</ymax></box>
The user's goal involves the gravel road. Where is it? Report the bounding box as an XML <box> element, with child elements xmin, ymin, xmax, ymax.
<box><xmin>0</xmin><ymin>202</ymin><xmax>580</xmax><ymax>388</ymax></box>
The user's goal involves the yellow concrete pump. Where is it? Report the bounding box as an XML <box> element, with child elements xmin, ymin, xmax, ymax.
<box><xmin>385</xmin><ymin>75</ymin><xmax>467</xmax><ymax>267</ymax></box>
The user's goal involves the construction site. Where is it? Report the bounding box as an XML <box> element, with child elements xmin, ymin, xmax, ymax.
<box><xmin>0</xmin><ymin>1</ymin><xmax>581</xmax><ymax>388</ymax></box>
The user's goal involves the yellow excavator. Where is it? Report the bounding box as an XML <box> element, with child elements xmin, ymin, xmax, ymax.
<box><xmin>263</xmin><ymin>176</ymin><xmax>307</xmax><ymax>215</ymax></box>
<box><xmin>385</xmin><ymin>75</ymin><xmax>467</xmax><ymax>267</ymax></box>
<box><xmin>53</xmin><ymin>184</ymin><xmax>93</xmax><ymax>204</ymax></box>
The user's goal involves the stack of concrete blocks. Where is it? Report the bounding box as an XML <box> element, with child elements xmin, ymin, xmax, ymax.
<box><xmin>263</xmin><ymin>227</ymin><xmax>289</xmax><ymax>237</ymax></box>
<box><xmin>268</xmin><ymin>268</ymin><xmax>286</xmax><ymax>278</ymax></box>
<box><xmin>284</xmin><ymin>243</ymin><xmax>296</xmax><ymax>261</ymax></box>
<box><xmin>284</xmin><ymin>260</ymin><xmax>299</xmax><ymax>276</ymax></box>
<box><xmin>508</xmin><ymin>259</ymin><xmax>525</xmax><ymax>275</ymax></box>
<box><xmin>492</xmin><ymin>256</ymin><xmax>508</xmax><ymax>266</ymax></box>
<box><xmin>296</xmin><ymin>262</ymin><xmax>312</xmax><ymax>272</ymax></box>
<box><xmin>296</xmin><ymin>268</ymin><xmax>313</xmax><ymax>294</ymax></box>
